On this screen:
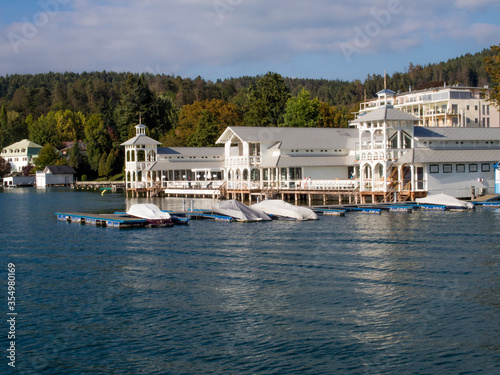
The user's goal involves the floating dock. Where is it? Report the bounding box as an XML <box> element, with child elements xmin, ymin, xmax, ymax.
<box><xmin>56</xmin><ymin>212</ymin><xmax>150</xmax><ymax>228</ymax></box>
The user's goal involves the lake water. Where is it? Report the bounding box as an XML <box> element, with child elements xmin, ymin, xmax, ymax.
<box><xmin>1</xmin><ymin>188</ymin><xmax>499</xmax><ymax>374</ymax></box>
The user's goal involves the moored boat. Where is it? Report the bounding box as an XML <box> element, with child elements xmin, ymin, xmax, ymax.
<box><xmin>212</xmin><ymin>199</ymin><xmax>271</xmax><ymax>222</ymax></box>
<box><xmin>416</xmin><ymin>193</ymin><xmax>474</xmax><ymax>210</ymax></box>
<box><xmin>251</xmin><ymin>199</ymin><xmax>319</xmax><ymax>221</ymax></box>
<box><xmin>126</xmin><ymin>204</ymin><xmax>174</xmax><ymax>227</ymax></box>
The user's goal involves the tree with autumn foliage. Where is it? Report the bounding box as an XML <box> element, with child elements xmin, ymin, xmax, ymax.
<box><xmin>165</xmin><ymin>99</ymin><xmax>241</xmax><ymax>146</ymax></box>
<box><xmin>484</xmin><ymin>43</ymin><xmax>500</xmax><ymax>108</ymax></box>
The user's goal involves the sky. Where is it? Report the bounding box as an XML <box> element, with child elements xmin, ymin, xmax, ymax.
<box><xmin>1</xmin><ymin>0</ymin><xmax>499</xmax><ymax>82</ymax></box>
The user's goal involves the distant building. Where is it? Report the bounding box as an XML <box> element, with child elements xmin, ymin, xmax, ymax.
<box><xmin>358</xmin><ymin>85</ymin><xmax>500</xmax><ymax>128</ymax></box>
<box><xmin>36</xmin><ymin>165</ymin><xmax>76</xmax><ymax>188</ymax></box>
<box><xmin>1</xmin><ymin>139</ymin><xmax>42</xmax><ymax>172</ymax></box>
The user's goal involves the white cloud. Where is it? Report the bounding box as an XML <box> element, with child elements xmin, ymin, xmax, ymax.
<box><xmin>0</xmin><ymin>0</ymin><xmax>498</xmax><ymax>79</ymax></box>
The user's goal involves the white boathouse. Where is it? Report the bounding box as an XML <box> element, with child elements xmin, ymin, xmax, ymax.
<box><xmin>122</xmin><ymin>106</ymin><xmax>500</xmax><ymax>202</ymax></box>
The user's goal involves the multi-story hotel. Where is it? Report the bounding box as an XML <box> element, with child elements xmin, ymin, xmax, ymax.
<box><xmin>359</xmin><ymin>85</ymin><xmax>499</xmax><ymax>128</ymax></box>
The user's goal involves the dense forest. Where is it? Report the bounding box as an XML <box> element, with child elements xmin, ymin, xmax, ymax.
<box><xmin>0</xmin><ymin>46</ymin><xmax>497</xmax><ymax>179</ymax></box>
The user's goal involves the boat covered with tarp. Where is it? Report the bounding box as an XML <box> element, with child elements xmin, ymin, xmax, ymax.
<box><xmin>212</xmin><ymin>199</ymin><xmax>271</xmax><ymax>222</ymax></box>
<box><xmin>416</xmin><ymin>193</ymin><xmax>474</xmax><ymax>210</ymax></box>
<box><xmin>251</xmin><ymin>199</ymin><xmax>319</xmax><ymax>220</ymax></box>
<box><xmin>126</xmin><ymin>204</ymin><xmax>174</xmax><ymax>226</ymax></box>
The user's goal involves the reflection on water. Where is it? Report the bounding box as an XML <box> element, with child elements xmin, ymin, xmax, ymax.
<box><xmin>0</xmin><ymin>188</ymin><xmax>499</xmax><ymax>374</ymax></box>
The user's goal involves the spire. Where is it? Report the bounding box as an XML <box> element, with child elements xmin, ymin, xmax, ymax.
<box><xmin>384</xmin><ymin>70</ymin><xmax>387</xmax><ymax>90</ymax></box>
<box><xmin>139</xmin><ymin>112</ymin><xmax>142</xmax><ymax>124</ymax></box>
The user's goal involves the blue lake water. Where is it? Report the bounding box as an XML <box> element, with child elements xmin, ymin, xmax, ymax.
<box><xmin>1</xmin><ymin>188</ymin><xmax>499</xmax><ymax>374</ymax></box>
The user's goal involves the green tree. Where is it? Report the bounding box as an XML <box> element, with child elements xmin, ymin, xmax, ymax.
<box><xmin>114</xmin><ymin>74</ymin><xmax>156</xmax><ymax>141</ymax></box>
<box><xmin>98</xmin><ymin>152</ymin><xmax>110</xmax><ymax>178</ymax></box>
<box><xmin>282</xmin><ymin>88</ymin><xmax>321</xmax><ymax>127</ymax></box>
<box><xmin>244</xmin><ymin>72</ymin><xmax>290</xmax><ymax>126</ymax></box>
<box><xmin>0</xmin><ymin>106</ymin><xmax>8</xmax><ymax>148</ymax></box>
<box><xmin>84</xmin><ymin>114</ymin><xmax>112</xmax><ymax>173</ymax></box>
<box><xmin>485</xmin><ymin>43</ymin><xmax>500</xmax><ymax>108</ymax></box>
<box><xmin>170</xmin><ymin>99</ymin><xmax>240</xmax><ymax>146</ymax></box>
<box><xmin>0</xmin><ymin>156</ymin><xmax>11</xmax><ymax>177</ymax></box>
<box><xmin>28</xmin><ymin>112</ymin><xmax>63</xmax><ymax>147</ymax></box>
<box><xmin>105</xmin><ymin>150</ymin><xmax>119</xmax><ymax>177</ymax></box>
<box><xmin>187</xmin><ymin>111</ymin><xmax>220</xmax><ymax>147</ymax></box>
<box><xmin>34</xmin><ymin>144</ymin><xmax>66</xmax><ymax>170</ymax></box>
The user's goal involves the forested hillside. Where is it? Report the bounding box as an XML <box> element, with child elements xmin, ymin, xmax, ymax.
<box><xmin>0</xmin><ymin>47</ymin><xmax>496</xmax><ymax>179</ymax></box>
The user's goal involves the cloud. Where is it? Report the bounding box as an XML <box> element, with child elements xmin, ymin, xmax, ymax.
<box><xmin>0</xmin><ymin>0</ymin><xmax>498</xmax><ymax>79</ymax></box>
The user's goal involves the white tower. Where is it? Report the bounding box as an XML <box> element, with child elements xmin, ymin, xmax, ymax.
<box><xmin>121</xmin><ymin>122</ymin><xmax>161</xmax><ymax>191</ymax></box>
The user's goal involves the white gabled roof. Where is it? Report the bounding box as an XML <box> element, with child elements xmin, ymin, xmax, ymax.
<box><xmin>2</xmin><ymin>139</ymin><xmax>42</xmax><ymax>150</ymax></box>
<box><xmin>121</xmin><ymin>135</ymin><xmax>161</xmax><ymax>146</ymax></box>
<box><xmin>216</xmin><ymin>126</ymin><xmax>358</xmax><ymax>150</ymax></box>
<box><xmin>350</xmin><ymin>106</ymin><xmax>421</xmax><ymax>124</ymax></box>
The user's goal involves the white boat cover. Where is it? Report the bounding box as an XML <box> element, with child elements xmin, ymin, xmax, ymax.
<box><xmin>251</xmin><ymin>199</ymin><xmax>319</xmax><ymax>220</ymax></box>
<box><xmin>416</xmin><ymin>193</ymin><xmax>474</xmax><ymax>209</ymax></box>
<box><xmin>212</xmin><ymin>200</ymin><xmax>271</xmax><ymax>222</ymax></box>
<box><xmin>126</xmin><ymin>204</ymin><xmax>172</xmax><ymax>220</ymax></box>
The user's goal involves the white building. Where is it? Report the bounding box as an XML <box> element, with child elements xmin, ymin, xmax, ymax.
<box><xmin>36</xmin><ymin>165</ymin><xmax>76</xmax><ymax>188</ymax></box>
<box><xmin>359</xmin><ymin>85</ymin><xmax>500</xmax><ymax>128</ymax></box>
<box><xmin>122</xmin><ymin>108</ymin><xmax>500</xmax><ymax>201</ymax></box>
<box><xmin>1</xmin><ymin>139</ymin><xmax>42</xmax><ymax>172</ymax></box>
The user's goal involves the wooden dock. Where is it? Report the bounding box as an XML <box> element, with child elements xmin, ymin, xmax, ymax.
<box><xmin>73</xmin><ymin>181</ymin><xmax>125</xmax><ymax>192</ymax></box>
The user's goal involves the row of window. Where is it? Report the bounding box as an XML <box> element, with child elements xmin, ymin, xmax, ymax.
<box><xmin>430</xmin><ymin>163</ymin><xmax>490</xmax><ymax>174</ymax></box>
<box><xmin>1</xmin><ymin>149</ymin><xmax>27</xmax><ymax>154</ymax></box>
<box><xmin>5</xmin><ymin>157</ymin><xmax>28</xmax><ymax>162</ymax></box>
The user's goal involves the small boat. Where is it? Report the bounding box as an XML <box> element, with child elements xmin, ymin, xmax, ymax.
<box><xmin>126</xmin><ymin>204</ymin><xmax>174</xmax><ymax>227</ymax></box>
<box><xmin>416</xmin><ymin>193</ymin><xmax>474</xmax><ymax>210</ymax></box>
<box><xmin>212</xmin><ymin>199</ymin><xmax>271</xmax><ymax>222</ymax></box>
<box><xmin>251</xmin><ymin>199</ymin><xmax>319</xmax><ymax>221</ymax></box>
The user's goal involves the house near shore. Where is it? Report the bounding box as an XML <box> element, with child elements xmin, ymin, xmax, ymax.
<box><xmin>1</xmin><ymin>139</ymin><xmax>42</xmax><ymax>173</ymax></box>
<box><xmin>122</xmin><ymin>93</ymin><xmax>500</xmax><ymax>202</ymax></box>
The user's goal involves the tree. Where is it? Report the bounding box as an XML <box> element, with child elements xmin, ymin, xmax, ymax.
<box><xmin>282</xmin><ymin>88</ymin><xmax>321</xmax><ymax>127</ymax></box>
<box><xmin>0</xmin><ymin>156</ymin><xmax>11</xmax><ymax>177</ymax></box>
<box><xmin>172</xmin><ymin>99</ymin><xmax>241</xmax><ymax>146</ymax></box>
<box><xmin>98</xmin><ymin>152</ymin><xmax>110</xmax><ymax>178</ymax></box>
<box><xmin>21</xmin><ymin>163</ymin><xmax>34</xmax><ymax>176</ymax></box>
<box><xmin>484</xmin><ymin>43</ymin><xmax>500</xmax><ymax>108</ymax></box>
<box><xmin>244</xmin><ymin>72</ymin><xmax>290</xmax><ymax>126</ymax></box>
<box><xmin>34</xmin><ymin>144</ymin><xmax>66</xmax><ymax>170</ymax></box>
<box><xmin>114</xmin><ymin>74</ymin><xmax>157</xmax><ymax>141</ymax></box>
<box><xmin>0</xmin><ymin>105</ymin><xmax>8</xmax><ymax>148</ymax></box>
<box><xmin>84</xmin><ymin>114</ymin><xmax>112</xmax><ymax>173</ymax></box>
<box><xmin>187</xmin><ymin>111</ymin><xmax>220</xmax><ymax>147</ymax></box>
<box><xmin>28</xmin><ymin>112</ymin><xmax>63</xmax><ymax>148</ymax></box>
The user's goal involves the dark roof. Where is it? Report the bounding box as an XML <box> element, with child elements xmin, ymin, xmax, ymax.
<box><xmin>44</xmin><ymin>165</ymin><xmax>77</xmax><ymax>174</ymax></box>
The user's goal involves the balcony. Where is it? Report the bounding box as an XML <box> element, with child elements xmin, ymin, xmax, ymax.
<box><xmin>225</xmin><ymin>156</ymin><xmax>261</xmax><ymax>168</ymax></box>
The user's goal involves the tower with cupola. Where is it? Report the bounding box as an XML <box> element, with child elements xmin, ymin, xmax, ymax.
<box><xmin>121</xmin><ymin>122</ymin><xmax>161</xmax><ymax>192</ymax></box>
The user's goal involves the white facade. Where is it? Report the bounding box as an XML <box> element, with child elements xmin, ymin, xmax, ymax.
<box><xmin>35</xmin><ymin>166</ymin><xmax>76</xmax><ymax>187</ymax></box>
<box><xmin>123</xmin><ymin>114</ymin><xmax>500</xmax><ymax>200</ymax></box>
<box><xmin>1</xmin><ymin>139</ymin><xmax>42</xmax><ymax>173</ymax></box>
<box><xmin>359</xmin><ymin>86</ymin><xmax>500</xmax><ymax>128</ymax></box>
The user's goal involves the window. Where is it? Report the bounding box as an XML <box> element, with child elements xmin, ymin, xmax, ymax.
<box><xmin>481</xmin><ymin>163</ymin><xmax>490</xmax><ymax>172</ymax></box>
<box><xmin>430</xmin><ymin>164</ymin><xmax>439</xmax><ymax>173</ymax></box>
<box><xmin>456</xmin><ymin>164</ymin><xmax>465</xmax><ymax>173</ymax></box>
<box><xmin>469</xmin><ymin>164</ymin><xmax>478</xmax><ymax>172</ymax></box>
<box><xmin>443</xmin><ymin>164</ymin><xmax>452</xmax><ymax>173</ymax></box>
